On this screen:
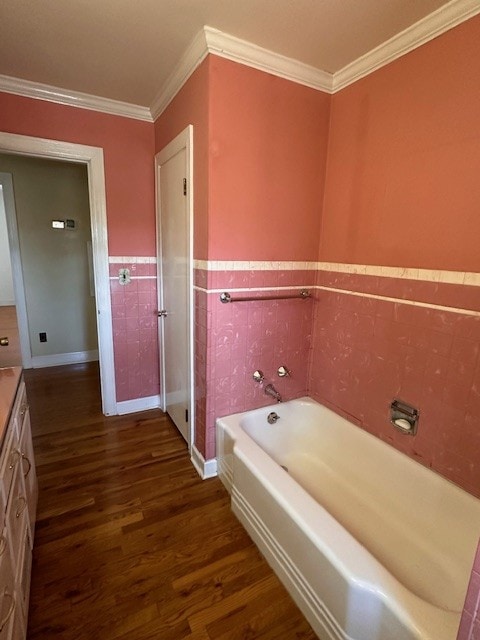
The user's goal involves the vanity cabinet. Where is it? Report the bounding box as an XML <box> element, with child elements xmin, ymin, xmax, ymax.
<box><xmin>0</xmin><ymin>372</ymin><xmax>37</xmax><ymax>639</ymax></box>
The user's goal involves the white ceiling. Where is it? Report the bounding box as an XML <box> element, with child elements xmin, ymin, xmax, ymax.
<box><xmin>0</xmin><ymin>0</ymin><xmax>465</xmax><ymax>108</ymax></box>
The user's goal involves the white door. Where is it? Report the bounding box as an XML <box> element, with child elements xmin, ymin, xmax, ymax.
<box><xmin>155</xmin><ymin>126</ymin><xmax>193</xmax><ymax>447</ymax></box>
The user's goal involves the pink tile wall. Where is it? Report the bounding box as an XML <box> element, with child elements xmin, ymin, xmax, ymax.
<box><xmin>195</xmin><ymin>268</ymin><xmax>315</xmax><ymax>459</ymax></box>
<box><xmin>110</xmin><ymin>261</ymin><xmax>160</xmax><ymax>402</ymax></box>
<box><xmin>312</xmin><ymin>269</ymin><xmax>480</xmax><ymax>640</ymax></box>
<box><xmin>310</xmin><ymin>271</ymin><xmax>480</xmax><ymax>497</ymax></box>
<box><xmin>194</xmin><ymin>286</ymin><xmax>208</xmax><ymax>457</ymax></box>
<box><xmin>459</xmin><ymin>542</ymin><xmax>480</xmax><ymax>640</ymax></box>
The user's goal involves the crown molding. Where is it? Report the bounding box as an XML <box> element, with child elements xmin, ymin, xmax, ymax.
<box><xmin>333</xmin><ymin>0</ymin><xmax>480</xmax><ymax>92</ymax></box>
<box><xmin>203</xmin><ymin>26</ymin><xmax>333</xmax><ymax>93</ymax></box>
<box><xmin>0</xmin><ymin>74</ymin><xmax>153</xmax><ymax>122</ymax></box>
<box><xmin>150</xmin><ymin>25</ymin><xmax>333</xmax><ymax>121</ymax></box>
<box><xmin>150</xmin><ymin>28</ymin><xmax>209</xmax><ymax>120</ymax></box>
<box><xmin>152</xmin><ymin>2</ymin><xmax>479</xmax><ymax>120</ymax></box>
<box><xmin>2</xmin><ymin>0</ymin><xmax>478</xmax><ymax>123</ymax></box>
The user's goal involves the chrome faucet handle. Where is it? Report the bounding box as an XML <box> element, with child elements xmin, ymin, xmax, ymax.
<box><xmin>277</xmin><ymin>365</ymin><xmax>290</xmax><ymax>377</ymax></box>
<box><xmin>253</xmin><ymin>370</ymin><xmax>265</xmax><ymax>383</ymax></box>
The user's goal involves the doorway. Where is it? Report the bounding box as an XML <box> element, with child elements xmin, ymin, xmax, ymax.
<box><xmin>0</xmin><ymin>157</ymin><xmax>97</xmax><ymax>370</ymax></box>
<box><xmin>0</xmin><ymin>132</ymin><xmax>116</xmax><ymax>416</ymax></box>
<box><xmin>155</xmin><ymin>125</ymin><xmax>194</xmax><ymax>449</ymax></box>
<box><xmin>0</xmin><ymin>181</ymin><xmax>21</xmax><ymax>367</ymax></box>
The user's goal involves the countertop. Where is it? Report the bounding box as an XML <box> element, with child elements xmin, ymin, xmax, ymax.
<box><xmin>0</xmin><ymin>366</ymin><xmax>22</xmax><ymax>444</ymax></box>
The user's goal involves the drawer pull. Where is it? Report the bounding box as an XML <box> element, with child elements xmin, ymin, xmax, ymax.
<box><xmin>8</xmin><ymin>450</ymin><xmax>20</xmax><ymax>470</ymax></box>
<box><xmin>0</xmin><ymin>589</ymin><xmax>14</xmax><ymax>632</ymax></box>
<box><xmin>0</xmin><ymin>535</ymin><xmax>6</xmax><ymax>557</ymax></box>
<box><xmin>15</xmin><ymin>496</ymin><xmax>27</xmax><ymax>519</ymax></box>
<box><xmin>21</xmin><ymin>453</ymin><xmax>32</xmax><ymax>478</ymax></box>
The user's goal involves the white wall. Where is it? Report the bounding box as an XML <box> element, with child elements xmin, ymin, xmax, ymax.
<box><xmin>0</xmin><ymin>155</ymin><xmax>97</xmax><ymax>358</ymax></box>
<box><xmin>0</xmin><ymin>186</ymin><xmax>15</xmax><ymax>306</ymax></box>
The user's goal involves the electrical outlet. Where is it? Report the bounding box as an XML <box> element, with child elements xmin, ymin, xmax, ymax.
<box><xmin>39</xmin><ymin>332</ymin><xmax>47</xmax><ymax>343</ymax></box>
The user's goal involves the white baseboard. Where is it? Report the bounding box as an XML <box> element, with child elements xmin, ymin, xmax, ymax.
<box><xmin>191</xmin><ymin>444</ymin><xmax>218</xmax><ymax>479</ymax></box>
<box><xmin>31</xmin><ymin>349</ymin><xmax>99</xmax><ymax>368</ymax></box>
<box><xmin>116</xmin><ymin>394</ymin><xmax>161</xmax><ymax>415</ymax></box>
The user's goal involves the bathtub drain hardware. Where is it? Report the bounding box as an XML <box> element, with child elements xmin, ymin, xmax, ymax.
<box><xmin>267</xmin><ymin>412</ymin><xmax>280</xmax><ymax>424</ymax></box>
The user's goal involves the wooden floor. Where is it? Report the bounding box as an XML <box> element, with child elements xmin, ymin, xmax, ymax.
<box><xmin>25</xmin><ymin>363</ymin><xmax>317</xmax><ymax>640</ymax></box>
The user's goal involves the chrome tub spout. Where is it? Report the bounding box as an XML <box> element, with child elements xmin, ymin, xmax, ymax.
<box><xmin>265</xmin><ymin>383</ymin><xmax>282</xmax><ymax>403</ymax></box>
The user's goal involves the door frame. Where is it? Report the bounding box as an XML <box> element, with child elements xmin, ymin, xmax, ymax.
<box><xmin>0</xmin><ymin>132</ymin><xmax>116</xmax><ymax>416</ymax></box>
<box><xmin>155</xmin><ymin>125</ymin><xmax>194</xmax><ymax>450</ymax></box>
<box><xmin>0</xmin><ymin>173</ymin><xmax>31</xmax><ymax>367</ymax></box>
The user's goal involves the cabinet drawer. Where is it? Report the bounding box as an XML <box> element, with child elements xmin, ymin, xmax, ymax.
<box><xmin>18</xmin><ymin>414</ymin><xmax>36</xmax><ymax>539</ymax></box>
<box><xmin>0</xmin><ymin>431</ymin><xmax>20</xmax><ymax>512</ymax></box>
<box><xmin>0</xmin><ymin>529</ymin><xmax>16</xmax><ymax>639</ymax></box>
<box><xmin>14</xmin><ymin>526</ymin><xmax>31</xmax><ymax>626</ymax></box>
<box><xmin>10</xmin><ymin>384</ymin><xmax>27</xmax><ymax>443</ymax></box>
<box><xmin>4</xmin><ymin>469</ymin><xmax>27</xmax><ymax>571</ymax></box>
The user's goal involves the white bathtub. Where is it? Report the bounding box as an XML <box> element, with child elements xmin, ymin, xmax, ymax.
<box><xmin>216</xmin><ymin>397</ymin><xmax>480</xmax><ymax>640</ymax></box>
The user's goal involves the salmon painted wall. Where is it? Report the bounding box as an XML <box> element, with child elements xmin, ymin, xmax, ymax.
<box><xmin>193</xmin><ymin>59</ymin><xmax>331</xmax><ymax>457</ymax></box>
<box><xmin>0</xmin><ymin>92</ymin><xmax>155</xmax><ymax>255</ymax></box>
<box><xmin>320</xmin><ymin>15</ymin><xmax>480</xmax><ymax>272</ymax></box>
<box><xmin>209</xmin><ymin>56</ymin><xmax>330</xmax><ymax>261</ymax></box>
<box><xmin>0</xmin><ymin>92</ymin><xmax>159</xmax><ymax>402</ymax></box>
<box><xmin>154</xmin><ymin>56</ymin><xmax>332</xmax><ymax>457</ymax></box>
<box><xmin>154</xmin><ymin>59</ymin><xmax>210</xmax><ymax>260</ymax></box>
<box><xmin>310</xmin><ymin>15</ymin><xmax>480</xmax><ymax>490</ymax></box>
<box><xmin>154</xmin><ymin>58</ymin><xmax>211</xmax><ymax>447</ymax></box>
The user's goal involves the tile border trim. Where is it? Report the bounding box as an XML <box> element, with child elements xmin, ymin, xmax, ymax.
<box><xmin>109</xmin><ymin>256</ymin><xmax>157</xmax><ymax>264</ymax></box>
<box><xmin>193</xmin><ymin>260</ymin><xmax>480</xmax><ymax>286</ymax></box>
<box><xmin>316</xmin><ymin>285</ymin><xmax>480</xmax><ymax>318</ymax></box>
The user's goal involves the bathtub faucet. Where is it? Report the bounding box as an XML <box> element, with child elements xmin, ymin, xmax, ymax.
<box><xmin>265</xmin><ymin>383</ymin><xmax>282</xmax><ymax>403</ymax></box>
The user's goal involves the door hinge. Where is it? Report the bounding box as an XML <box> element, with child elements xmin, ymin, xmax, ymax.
<box><xmin>183</xmin><ymin>178</ymin><xmax>187</xmax><ymax>196</ymax></box>
<box><xmin>185</xmin><ymin>409</ymin><xmax>189</xmax><ymax>423</ymax></box>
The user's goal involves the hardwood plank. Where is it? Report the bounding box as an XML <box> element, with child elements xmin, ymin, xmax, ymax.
<box><xmin>25</xmin><ymin>362</ymin><xmax>317</xmax><ymax>639</ymax></box>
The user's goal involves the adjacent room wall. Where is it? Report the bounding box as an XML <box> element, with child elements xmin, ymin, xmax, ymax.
<box><xmin>0</xmin><ymin>186</ymin><xmax>15</xmax><ymax>305</ymax></box>
<box><xmin>0</xmin><ymin>154</ymin><xmax>96</xmax><ymax>360</ymax></box>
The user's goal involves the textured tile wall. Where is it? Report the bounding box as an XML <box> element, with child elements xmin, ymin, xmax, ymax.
<box><xmin>310</xmin><ymin>270</ymin><xmax>480</xmax><ymax>497</ymax></box>
<box><xmin>194</xmin><ymin>268</ymin><xmax>315</xmax><ymax>460</ymax></box>
<box><xmin>110</xmin><ymin>259</ymin><xmax>160</xmax><ymax>402</ymax></box>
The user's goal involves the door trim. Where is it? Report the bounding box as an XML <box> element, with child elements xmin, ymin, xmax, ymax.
<box><xmin>0</xmin><ymin>172</ymin><xmax>31</xmax><ymax>368</ymax></box>
<box><xmin>0</xmin><ymin>132</ymin><xmax>116</xmax><ymax>416</ymax></box>
<box><xmin>155</xmin><ymin>125</ymin><xmax>194</xmax><ymax>450</ymax></box>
